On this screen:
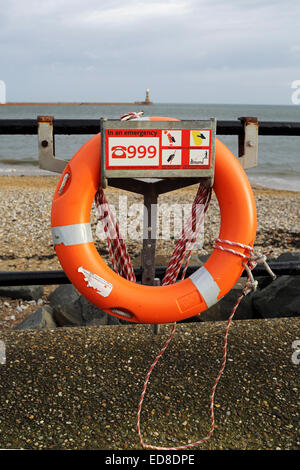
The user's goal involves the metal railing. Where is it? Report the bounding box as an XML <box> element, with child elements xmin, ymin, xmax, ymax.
<box><xmin>1</xmin><ymin>118</ymin><xmax>300</xmax><ymax>135</ymax></box>
<box><xmin>0</xmin><ymin>261</ymin><xmax>299</xmax><ymax>287</ymax></box>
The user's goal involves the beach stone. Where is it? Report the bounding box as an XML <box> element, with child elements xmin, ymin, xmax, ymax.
<box><xmin>276</xmin><ymin>252</ymin><xmax>300</xmax><ymax>262</ymax></box>
<box><xmin>15</xmin><ymin>306</ymin><xmax>56</xmax><ymax>330</ymax></box>
<box><xmin>85</xmin><ymin>317</ymin><xmax>109</xmax><ymax>327</ymax></box>
<box><xmin>253</xmin><ymin>275</ymin><xmax>300</xmax><ymax>318</ymax></box>
<box><xmin>48</xmin><ymin>285</ymin><xmax>83</xmax><ymax>326</ymax></box>
<box><xmin>198</xmin><ymin>254</ymin><xmax>210</xmax><ymax>264</ymax></box>
<box><xmin>48</xmin><ymin>284</ymin><xmax>79</xmax><ymax>307</ymax></box>
<box><xmin>197</xmin><ymin>278</ymin><xmax>255</xmax><ymax>322</ymax></box>
<box><xmin>256</xmin><ymin>275</ymin><xmax>275</xmax><ymax>290</ymax></box>
<box><xmin>47</xmin><ymin>284</ymin><xmax>120</xmax><ymax>326</ymax></box>
<box><xmin>0</xmin><ymin>285</ymin><xmax>44</xmax><ymax>301</ymax></box>
<box><xmin>77</xmin><ymin>295</ymin><xmax>120</xmax><ymax>325</ymax></box>
<box><xmin>52</xmin><ymin>303</ymin><xmax>83</xmax><ymax>327</ymax></box>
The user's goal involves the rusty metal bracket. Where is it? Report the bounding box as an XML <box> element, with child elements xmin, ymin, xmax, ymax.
<box><xmin>238</xmin><ymin>117</ymin><xmax>258</xmax><ymax>169</ymax></box>
<box><xmin>37</xmin><ymin>116</ymin><xmax>67</xmax><ymax>173</ymax></box>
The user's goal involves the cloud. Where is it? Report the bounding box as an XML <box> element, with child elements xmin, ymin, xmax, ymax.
<box><xmin>68</xmin><ymin>1</ymin><xmax>190</xmax><ymax>28</ymax></box>
<box><xmin>1</xmin><ymin>0</ymin><xmax>300</xmax><ymax>103</ymax></box>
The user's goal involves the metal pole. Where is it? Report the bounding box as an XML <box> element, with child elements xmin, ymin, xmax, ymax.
<box><xmin>141</xmin><ymin>184</ymin><xmax>158</xmax><ymax>285</ymax></box>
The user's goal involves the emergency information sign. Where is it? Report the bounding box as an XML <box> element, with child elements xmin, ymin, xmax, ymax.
<box><xmin>106</xmin><ymin>128</ymin><xmax>212</xmax><ymax>170</ymax></box>
<box><xmin>100</xmin><ymin>119</ymin><xmax>216</xmax><ymax>184</ymax></box>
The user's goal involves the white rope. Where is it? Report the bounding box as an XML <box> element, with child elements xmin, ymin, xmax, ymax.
<box><xmin>214</xmin><ymin>238</ymin><xmax>276</xmax><ymax>294</ymax></box>
<box><xmin>58</xmin><ymin>172</ymin><xmax>70</xmax><ymax>195</ymax></box>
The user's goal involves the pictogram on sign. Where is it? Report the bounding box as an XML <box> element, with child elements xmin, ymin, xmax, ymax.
<box><xmin>105</xmin><ymin>128</ymin><xmax>212</xmax><ymax>170</ymax></box>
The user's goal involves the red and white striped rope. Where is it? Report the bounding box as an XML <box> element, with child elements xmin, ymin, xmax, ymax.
<box><xmin>95</xmin><ymin>188</ymin><xmax>136</xmax><ymax>282</ymax></box>
<box><xmin>120</xmin><ymin>111</ymin><xmax>144</xmax><ymax>121</ymax></box>
<box><xmin>162</xmin><ymin>184</ymin><xmax>212</xmax><ymax>286</ymax></box>
<box><xmin>136</xmin><ymin>240</ymin><xmax>276</xmax><ymax>450</ymax></box>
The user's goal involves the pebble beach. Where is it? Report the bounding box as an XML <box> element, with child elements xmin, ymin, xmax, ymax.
<box><xmin>0</xmin><ymin>175</ymin><xmax>299</xmax><ymax>329</ymax></box>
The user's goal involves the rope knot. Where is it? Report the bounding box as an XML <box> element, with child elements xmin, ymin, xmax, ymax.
<box><xmin>214</xmin><ymin>238</ymin><xmax>277</xmax><ymax>295</ymax></box>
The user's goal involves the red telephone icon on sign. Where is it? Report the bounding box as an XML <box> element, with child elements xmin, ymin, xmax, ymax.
<box><xmin>111</xmin><ymin>146</ymin><xmax>126</xmax><ymax>158</ymax></box>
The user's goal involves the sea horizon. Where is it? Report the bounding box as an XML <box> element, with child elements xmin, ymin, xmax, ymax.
<box><xmin>0</xmin><ymin>102</ymin><xmax>299</xmax><ymax>191</ymax></box>
<box><xmin>0</xmin><ymin>101</ymin><xmax>298</xmax><ymax>106</ymax></box>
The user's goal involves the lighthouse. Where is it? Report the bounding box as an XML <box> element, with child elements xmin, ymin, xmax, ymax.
<box><xmin>145</xmin><ymin>88</ymin><xmax>150</xmax><ymax>104</ymax></box>
<box><xmin>134</xmin><ymin>88</ymin><xmax>153</xmax><ymax>105</ymax></box>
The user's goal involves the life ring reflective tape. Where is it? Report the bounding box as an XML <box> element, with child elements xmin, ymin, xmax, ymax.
<box><xmin>51</xmin><ymin>117</ymin><xmax>257</xmax><ymax>324</ymax></box>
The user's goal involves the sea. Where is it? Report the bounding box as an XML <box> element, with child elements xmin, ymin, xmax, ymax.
<box><xmin>0</xmin><ymin>103</ymin><xmax>299</xmax><ymax>191</ymax></box>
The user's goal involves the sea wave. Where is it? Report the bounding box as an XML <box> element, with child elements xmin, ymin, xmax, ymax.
<box><xmin>248</xmin><ymin>174</ymin><xmax>300</xmax><ymax>191</ymax></box>
<box><xmin>0</xmin><ymin>158</ymin><xmax>40</xmax><ymax>166</ymax></box>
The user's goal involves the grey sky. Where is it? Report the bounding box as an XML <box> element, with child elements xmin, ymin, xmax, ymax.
<box><xmin>0</xmin><ymin>0</ymin><xmax>300</xmax><ymax>104</ymax></box>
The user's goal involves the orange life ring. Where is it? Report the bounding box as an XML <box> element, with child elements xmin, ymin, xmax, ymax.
<box><xmin>51</xmin><ymin>117</ymin><xmax>257</xmax><ymax>324</ymax></box>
